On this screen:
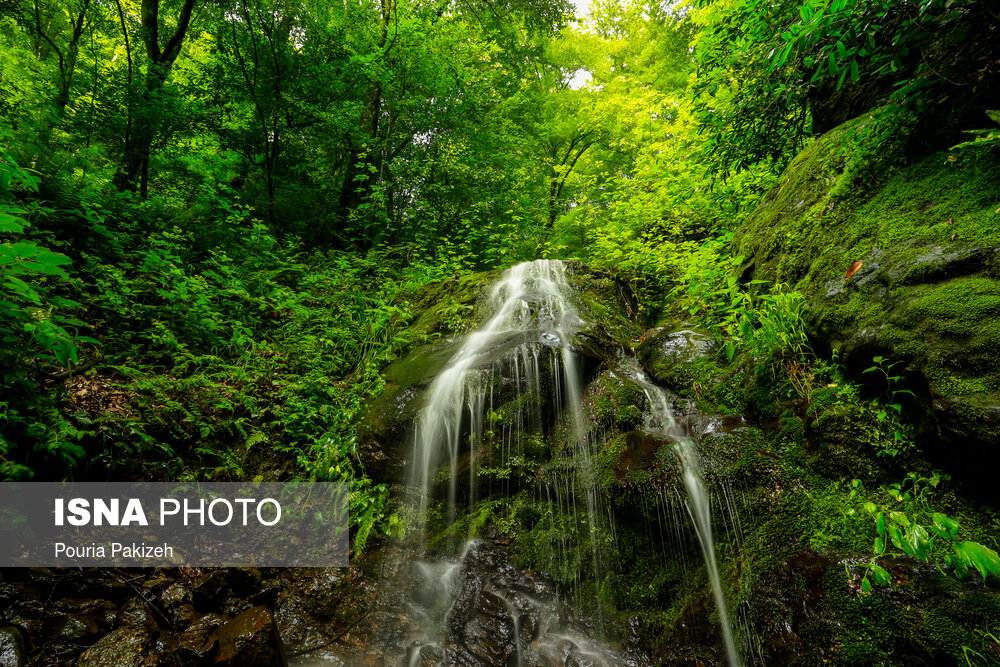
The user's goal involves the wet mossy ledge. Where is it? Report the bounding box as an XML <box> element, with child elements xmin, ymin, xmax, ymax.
<box><xmin>735</xmin><ymin>116</ymin><xmax>1000</xmax><ymax>488</ymax></box>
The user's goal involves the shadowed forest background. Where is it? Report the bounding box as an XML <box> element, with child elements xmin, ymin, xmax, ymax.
<box><xmin>3</xmin><ymin>0</ymin><xmax>1000</xmax><ymax>664</ymax></box>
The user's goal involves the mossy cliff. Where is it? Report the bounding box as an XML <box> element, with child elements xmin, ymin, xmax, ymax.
<box><xmin>735</xmin><ymin>118</ymin><xmax>1000</xmax><ymax>486</ymax></box>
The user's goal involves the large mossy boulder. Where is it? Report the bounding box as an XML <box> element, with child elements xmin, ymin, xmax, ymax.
<box><xmin>736</xmin><ymin>117</ymin><xmax>1000</xmax><ymax>486</ymax></box>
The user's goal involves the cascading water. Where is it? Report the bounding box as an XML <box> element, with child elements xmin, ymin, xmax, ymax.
<box><xmin>410</xmin><ymin>259</ymin><xmax>587</xmax><ymax>532</ymax></box>
<box><xmin>674</xmin><ymin>439</ymin><xmax>740</xmax><ymax>667</ymax></box>
<box><xmin>630</xmin><ymin>366</ymin><xmax>742</xmax><ymax>667</ymax></box>
<box><xmin>396</xmin><ymin>260</ymin><xmax>630</xmax><ymax>665</ymax></box>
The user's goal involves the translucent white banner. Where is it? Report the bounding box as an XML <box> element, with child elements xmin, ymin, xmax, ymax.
<box><xmin>0</xmin><ymin>482</ymin><xmax>348</xmax><ymax>567</ymax></box>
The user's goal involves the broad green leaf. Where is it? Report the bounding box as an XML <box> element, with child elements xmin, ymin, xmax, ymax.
<box><xmin>907</xmin><ymin>524</ymin><xmax>932</xmax><ymax>560</ymax></box>
<box><xmin>889</xmin><ymin>511</ymin><xmax>910</xmax><ymax>528</ymax></box>
<box><xmin>0</xmin><ymin>214</ymin><xmax>25</xmax><ymax>233</ymax></box>
<box><xmin>887</xmin><ymin>523</ymin><xmax>904</xmax><ymax>550</ymax></box>
<box><xmin>869</xmin><ymin>564</ymin><xmax>891</xmax><ymax>585</ymax></box>
<box><xmin>932</xmin><ymin>513</ymin><xmax>960</xmax><ymax>538</ymax></box>
<box><xmin>952</xmin><ymin>541</ymin><xmax>1000</xmax><ymax>580</ymax></box>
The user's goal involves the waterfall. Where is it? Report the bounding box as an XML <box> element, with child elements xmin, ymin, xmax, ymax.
<box><xmin>630</xmin><ymin>365</ymin><xmax>741</xmax><ymax>667</ymax></box>
<box><xmin>674</xmin><ymin>438</ymin><xmax>741</xmax><ymax>667</ymax></box>
<box><xmin>410</xmin><ymin>259</ymin><xmax>586</xmax><ymax>532</ymax></box>
<box><xmin>402</xmin><ymin>260</ymin><xmax>741</xmax><ymax>666</ymax></box>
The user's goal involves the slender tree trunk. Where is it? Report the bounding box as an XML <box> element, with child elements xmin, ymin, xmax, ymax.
<box><xmin>114</xmin><ymin>0</ymin><xmax>199</xmax><ymax>196</ymax></box>
<box><xmin>336</xmin><ymin>0</ymin><xmax>391</xmax><ymax>243</ymax></box>
<box><xmin>29</xmin><ymin>0</ymin><xmax>90</xmax><ymax>161</ymax></box>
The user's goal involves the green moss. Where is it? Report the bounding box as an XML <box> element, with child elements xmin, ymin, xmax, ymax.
<box><xmin>734</xmin><ymin>112</ymin><xmax>1000</xmax><ymax>468</ymax></box>
<box><xmin>570</xmin><ymin>272</ymin><xmax>643</xmax><ymax>347</ymax></box>
<box><xmin>491</xmin><ymin>391</ymin><xmax>539</xmax><ymax>427</ymax></box>
<box><xmin>588</xmin><ymin>371</ymin><xmax>646</xmax><ymax>431</ymax></box>
<box><xmin>399</xmin><ymin>269</ymin><xmax>500</xmax><ymax>341</ymax></box>
<box><xmin>738</xmin><ymin>120</ymin><xmax>1000</xmax><ymax>293</ymax></box>
<box><xmin>653</xmin><ymin>355</ymin><xmax>724</xmax><ymax>404</ymax></box>
<box><xmin>778</xmin><ymin>410</ymin><xmax>806</xmax><ymax>445</ymax></box>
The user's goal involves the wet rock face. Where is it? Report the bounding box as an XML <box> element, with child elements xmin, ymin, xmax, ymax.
<box><xmin>811</xmin><ymin>241</ymin><xmax>1000</xmax><ymax>485</ymax></box>
<box><xmin>637</xmin><ymin>327</ymin><xmax>719</xmax><ymax>396</ymax></box>
<box><xmin>732</xmin><ymin>116</ymin><xmax>1000</xmax><ymax>489</ymax></box>
<box><xmin>212</xmin><ymin>606</ymin><xmax>285</xmax><ymax>666</ymax></box>
<box><xmin>400</xmin><ymin>540</ymin><xmax>635</xmax><ymax>667</ymax></box>
<box><xmin>438</xmin><ymin>543</ymin><xmax>548</xmax><ymax>665</ymax></box>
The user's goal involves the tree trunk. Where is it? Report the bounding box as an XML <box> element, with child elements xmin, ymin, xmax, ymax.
<box><xmin>335</xmin><ymin>0</ymin><xmax>390</xmax><ymax>244</ymax></box>
<box><xmin>114</xmin><ymin>0</ymin><xmax>198</xmax><ymax>196</ymax></box>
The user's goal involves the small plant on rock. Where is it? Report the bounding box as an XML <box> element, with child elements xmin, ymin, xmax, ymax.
<box><xmin>855</xmin><ymin>472</ymin><xmax>1000</xmax><ymax>592</ymax></box>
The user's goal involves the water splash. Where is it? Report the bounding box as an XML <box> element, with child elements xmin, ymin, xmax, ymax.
<box><xmin>402</xmin><ymin>539</ymin><xmax>624</xmax><ymax>666</ymax></box>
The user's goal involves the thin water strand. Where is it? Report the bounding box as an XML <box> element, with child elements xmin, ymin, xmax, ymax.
<box><xmin>629</xmin><ymin>363</ymin><xmax>741</xmax><ymax>667</ymax></box>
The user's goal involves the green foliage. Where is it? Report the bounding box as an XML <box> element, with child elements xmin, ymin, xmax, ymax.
<box><xmin>689</xmin><ymin>0</ymin><xmax>996</xmax><ymax>176</ymax></box>
<box><xmin>724</xmin><ymin>283</ymin><xmax>811</xmax><ymax>363</ymax></box>
<box><xmin>953</xmin><ymin>110</ymin><xmax>1000</xmax><ymax>150</ymax></box>
<box><xmin>0</xmin><ymin>143</ymin><xmax>88</xmax><ymax>366</ymax></box>
<box><xmin>856</xmin><ymin>472</ymin><xmax>1000</xmax><ymax>590</ymax></box>
<box><xmin>350</xmin><ymin>478</ymin><xmax>399</xmax><ymax>555</ymax></box>
<box><xmin>861</xmin><ymin>355</ymin><xmax>916</xmax><ymax>458</ymax></box>
<box><xmin>0</xmin><ymin>134</ymin><xmax>96</xmax><ymax>479</ymax></box>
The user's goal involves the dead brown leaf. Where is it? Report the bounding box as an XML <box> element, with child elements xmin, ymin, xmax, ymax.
<box><xmin>845</xmin><ymin>260</ymin><xmax>863</xmax><ymax>280</ymax></box>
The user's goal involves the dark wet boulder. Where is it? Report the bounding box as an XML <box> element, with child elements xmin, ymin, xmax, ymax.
<box><xmin>175</xmin><ymin>613</ymin><xmax>228</xmax><ymax>663</ymax></box>
<box><xmin>447</xmin><ymin>587</ymin><xmax>518</xmax><ymax>664</ymax></box>
<box><xmin>743</xmin><ymin>548</ymin><xmax>1000</xmax><ymax>666</ymax></box>
<box><xmin>637</xmin><ymin>327</ymin><xmax>720</xmax><ymax>396</ymax></box>
<box><xmin>210</xmin><ymin>606</ymin><xmax>286</xmax><ymax>667</ymax></box>
<box><xmin>75</xmin><ymin>626</ymin><xmax>158</xmax><ymax>667</ymax></box>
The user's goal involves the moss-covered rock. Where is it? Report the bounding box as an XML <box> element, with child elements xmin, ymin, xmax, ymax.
<box><xmin>736</xmin><ymin>117</ymin><xmax>1000</xmax><ymax>486</ymax></box>
<box><xmin>586</xmin><ymin>369</ymin><xmax>647</xmax><ymax>431</ymax></box>
<box><xmin>637</xmin><ymin>327</ymin><xmax>722</xmax><ymax>398</ymax></box>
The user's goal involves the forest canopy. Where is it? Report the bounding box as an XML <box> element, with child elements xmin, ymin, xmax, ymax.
<box><xmin>4</xmin><ymin>2</ymin><xmax>1000</xmax><ymax>662</ymax></box>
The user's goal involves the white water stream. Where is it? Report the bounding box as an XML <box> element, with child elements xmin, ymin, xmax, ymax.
<box><xmin>410</xmin><ymin>259</ymin><xmax>587</xmax><ymax>528</ymax></box>
<box><xmin>630</xmin><ymin>365</ymin><xmax>741</xmax><ymax>667</ymax></box>
<box><xmin>405</xmin><ymin>259</ymin><xmax>742</xmax><ymax>666</ymax></box>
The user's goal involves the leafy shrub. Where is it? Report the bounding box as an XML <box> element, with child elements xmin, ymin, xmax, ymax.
<box><xmin>855</xmin><ymin>472</ymin><xmax>1000</xmax><ymax>590</ymax></box>
<box><xmin>0</xmin><ymin>136</ymin><xmax>94</xmax><ymax>479</ymax></box>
